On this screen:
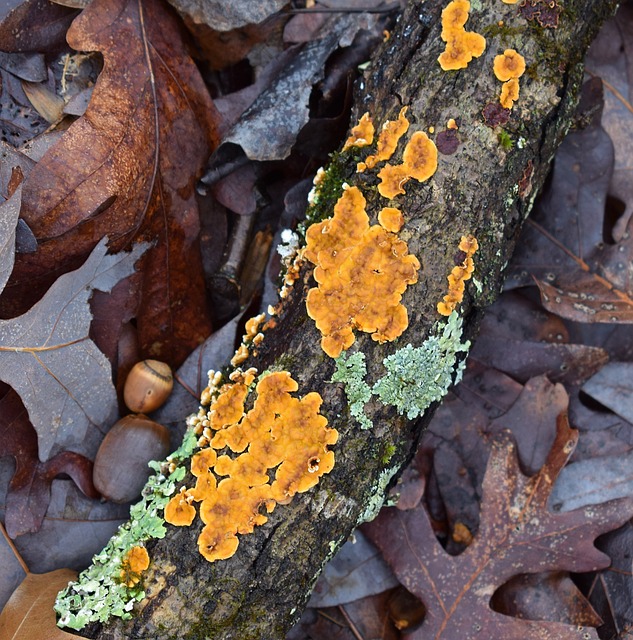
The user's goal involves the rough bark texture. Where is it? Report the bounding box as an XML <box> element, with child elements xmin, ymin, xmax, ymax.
<box><xmin>86</xmin><ymin>0</ymin><xmax>617</xmax><ymax>638</ymax></box>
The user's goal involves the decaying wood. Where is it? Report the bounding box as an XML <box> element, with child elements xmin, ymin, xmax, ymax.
<box><xmin>85</xmin><ymin>0</ymin><xmax>617</xmax><ymax>637</ymax></box>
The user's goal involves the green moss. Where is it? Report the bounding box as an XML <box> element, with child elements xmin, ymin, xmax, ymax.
<box><xmin>381</xmin><ymin>444</ymin><xmax>397</xmax><ymax>465</ymax></box>
<box><xmin>481</xmin><ymin>23</ymin><xmax>526</xmax><ymax>41</ymax></box>
<box><xmin>498</xmin><ymin>129</ymin><xmax>513</xmax><ymax>150</ymax></box>
<box><xmin>300</xmin><ymin>152</ymin><xmax>349</xmax><ymax>233</ymax></box>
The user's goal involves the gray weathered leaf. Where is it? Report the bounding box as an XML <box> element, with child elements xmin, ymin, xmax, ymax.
<box><xmin>0</xmin><ymin>238</ymin><xmax>147</xmax><ymax>461</ymax></box>
<box><xmin>0</xmin><ymin>185</ymin><xmax>21</xmax><ymax>293</ymax></box>
<box><xmin>550</xmin><ymin>450</ymin><xmax>633</xmax><ymax>512</ymax></box>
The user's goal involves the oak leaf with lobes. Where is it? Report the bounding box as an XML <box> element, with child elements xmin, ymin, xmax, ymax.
<box><xmin>363</xmin><ymin>414</ymin><xmax>633</xmax><ymax>639</ymax></box>
<box><xmin>8</xmin><ymin>0</ymin><xmax>218</xmax><ymax>366</ymax></box>
<box><xmin>0</xmin><ymin>238</ymin><xmax>147</xmax><ymax>463</ymax></box>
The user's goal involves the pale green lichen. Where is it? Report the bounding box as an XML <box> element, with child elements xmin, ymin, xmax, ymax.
<box><xmin>373</xmin><ymin>311</ymin><xmax>469</xmax><ymax>419</ymax></box>
<box><xmin>54</xmin><ymin>427</ymin><xmax>198</xmax><ymax>631</ymax></box>
<box><xmin>331</xmin><ymin>351</ymin><xmax>372</xmax><ymax>429</ymax></box>
<box><xmin>330</xmin><ymin>312</ymin><xmax>469</xmax><ymax>424</ymax></box>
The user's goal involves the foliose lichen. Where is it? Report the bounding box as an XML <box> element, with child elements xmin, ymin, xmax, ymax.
<box><xmin>331</xmin><ymin>351</ymin><xmax>372</xmax><ymax>429</ymax></box>
<box><xmin>54</xmin><ymin>427</ymin><xmax>198</xmax><ymax>630</ymax></box>
<box><xmin>331</xmin><ymin>312</ymin><xmax>470</xmax><ymax>425</ymax></box>
<box><xmin>373</xmin><ymin>311</ymin><xmax>470</xmax><ymax>419</ymax></box>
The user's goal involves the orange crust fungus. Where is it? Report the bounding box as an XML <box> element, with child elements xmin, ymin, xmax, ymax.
<box><xmin>437</xmin><ymin>234</ymin><xmax>479</xmax><ymax>316</ymax></box>
<box><xmin>164</xmin><ymin>372</ymin><xmax>337</xmax><ymax>562</ymax></box>
<box><xmin>378</xmin><ymin>207</ymin><xmax>404</xmax><ymax>233</ymax></box>
<box><xmin>493</xmin><ymin>49</ymin><xmax>525</xmax><ymax>109</ymax></box>
<box><xmin>342</xmin><ymin>112</ymin><xmax>375</xmax><ymax>152</ymax></box>
<box><xmin>438</xmin><ymin>0</ymin><xmax>486</xmax><ymax>71</ymax></box>
<box><xmin>500</xmin><ymin>78</ymin><xmax>520</xmax><ymax>109</ymax></box>
<box><xmin>493</xmin><ymin>49</ymin><xmax>526</xmax><ymax>81</ymax></box>
<box><xmin>363</xmin><ymin>107</ymin><xmax>410</xmax><ymax>170</ymax></box>
<box><xmin>304</xmin><ymin>186</ymin><xmax>420</xmax><ymax>357</ymax></box>
<box><xmin>377</xmin><ymin>131</ymin><xmax>438</xmax><ymax>199</ymax></box>
<box><xmin>119</xmin><ymin>546</ymin><xmax>150</xmax><ymax>587</ymax></box>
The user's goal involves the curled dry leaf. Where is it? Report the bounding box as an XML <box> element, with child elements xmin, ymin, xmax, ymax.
<box><xmin>364</xmin><ymin>414</ymin><xmax>633</xmax><ymax>639</ymax></box>
<box><xmin>12</xmin><ymin>0</ymin><xmax>218</xmax><ymax>366</ymax></box>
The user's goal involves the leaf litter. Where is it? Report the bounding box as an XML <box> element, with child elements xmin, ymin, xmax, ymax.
<box><xmin>0</xmin><ymin>0</ymin><xmax>633</xmax><ymax>638</ymax></box>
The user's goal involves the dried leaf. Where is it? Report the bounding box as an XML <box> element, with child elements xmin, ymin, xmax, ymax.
<box><xmin>0</xmin><ymin>523</ymin><xmax>27</xmax><ymax>612</ymax></box>
<box><xmin>0</xmin><ymin>238</ymin><xmax>147</xmax><ymax>462</ymax></box>
<box><xmin>582</xmin><ymin>362</ymin><xmax>633</xmax><ymax>423</ymax></box>
<box><xmin>0</xmin><ymin>388</ymin><xmax>98</xmax><ymax>538</ymax></box>
<box><xmin>550</xmin><ymin>449</ymin><xmax>633</xmax><ymax>512</ymax></box>
<box><xmin>364</xmin><ymin>415</ymin><xmax>633</xmax><ymax>639</ymax></box>
<box><xmin>14</xmin><ymin>0</ymin><xmax>218</xmax><ymax>366</ymax></box>
<box><xmin>0</xmin><ymin>184</ymin><xmax>21</xmax><ymax>292</ymax></box>
<box><xmin>0</xmin><ymin>0</ymin><xmax>78</xmax><ymax>53</ymax></box>
<box><xmin>308</xmin><ymin>531</ymin><xmax>399</xmax><ymax>608</ymax></box>
<box><xmin>165</xmin><ymin>0</ymin><xmax>287</xmax><ymax>32</ymax></box>
<box><xmin>0</xmin><ymin>568</ymin><xmax>78</xmax><ymax>640</ymax></box>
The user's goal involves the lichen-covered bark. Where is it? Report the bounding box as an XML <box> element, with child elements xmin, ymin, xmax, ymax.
<box><xmin>84</xmin><ymin>1</ymin><xmax>617</xmax><ymax>638</ymax></box>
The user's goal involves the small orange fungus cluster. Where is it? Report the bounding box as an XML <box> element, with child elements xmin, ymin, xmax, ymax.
<box><xmin>164</xmin><ymin>372</ymin><xmax>337</xmax><ymax>562</ymax></box>
<box><xmin>119</xmin><ymin>546</ymin><xmax>150</xmax><ymax>587</ymax></box>
<box><xmin>360</xmin><ymin>107</ymin><xmax>410</xmax><ymax>171</ymax></box>
<box><xmin>437</xmin><ymin>234</ymin><xmax>479</xmax><ymax>316</ymax></box>
<box><xmin>304</xmin><ymin>186</ymin><xmax>420</xmax><ymax>358</ymax></box>
<box><xmin>438</xmin><ymin>0</ymin><xmax>486</xmax><ymax>71</ymax></box>
<box><xmin>378</xmin><ymin>207</ymin><xmax>404</xmax><ymax>233</ymax></box>
<box><xmin>342</xmin><ymin>112</ymin><xmax>375</xmax><ymax>152</ymax></box>
<box><xmin>493</xmin><ymin>49</ymin><xmax>525</xmax><ymax>109</ymax></box>
<box><xmin>377</xmin><ymin>131</ymin><xmax>438</xmax><ymax>199</ymax></box>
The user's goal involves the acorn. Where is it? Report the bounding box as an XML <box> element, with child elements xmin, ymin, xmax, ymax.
<box><xmin>93</xmin><ymin>414</ymin><xmax>171</xmax><ymax>503</ymax></box>
<box><xmin>123</xmin><ymin>359</ymin><xmax>173</xmax><ymax>413</ymax></box>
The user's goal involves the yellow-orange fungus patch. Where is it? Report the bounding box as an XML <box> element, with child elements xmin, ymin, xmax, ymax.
<box><xmin>165</xmin><ymin>372</ymin><xmax>337</xmax><ymax>562</ymax></box>
<box><xmin>402</xmin><ymin>131</ymin><xmax>438</xmax><ymax>182</ymax></box>
<box><xmin>437</xmin><ymin>234</ymin><xmax>479</xmax><ymax>316</ymax></box>
<box><xmin>364</xmin><ymin>107</ymin><xmax>410</xmax><ymax>169</ymax></box>
<box><xmin>447</xmin><ymin>118</ymin><xmax>458</xmax><ymax>129</ymax></box>
<box><xmin>164</xmin><ymin>488</ymin><xmax>196</xmax><ymax>526</ymax></box>
<box><xmin>342</xmin><ymin>112</ymin><xmax>375</xmax><ymax>152</ymax></box>
<box><xmin>441</xmin><ymin>0</ymin><xmax>470</xmax><ymax>33</ymax></box>
<box><xmin>438</xmin><ymin>0</ymin><xmax>486</xmax><ymax>71</ymax></box>
<box><xmin>304</xmin><ymin>186</ymin><xmax>420</xmax><ymax>357</ymax></box>
<box><xmin>119</xmin><ymin>546</ymin><xmax>150</xmax><ymax>587</ymax></box>
<box><xmin>377</xmin><ymin>164</ymin><xmax>410</xmax><ymax>199</ymax></box>
<box><xmin>378</xmin><ymin>207</ymin><xmax>404</xmax><ymax>233</ymax></box>
<box><xmin>500</xmin><ymin>78</ymin><xmax>519</xmax><ymax>109</ymax></box>
<box><xmin>493</xmin><ymin>49</ymin><xmax>526</xmax><ymax>81</ymax></box>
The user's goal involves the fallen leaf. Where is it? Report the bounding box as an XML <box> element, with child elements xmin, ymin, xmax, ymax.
<box><xmin>0</xmin><ymin>568</ymin><xmax>78</xmax><ymax>640</ymax></box>
<box><xmin>0</xmin><ymin>238</ymin><xmax>147</xmax><ymax>462</ymax></box>
<box><xmin>581</xmin><ymin>522</ymin><xmax>633</xmax><ymax>639</ymax></box>
<box><xmin>165</xmin><ymin>0</ymin><xmax>287</xmax><ymax>32</ymax></box>
<box><xmin>308</xmin><ymin>531</ymin><xmax>399</xmax><ymax>608</ymax></box>
<box><xmin>0</xmin><ymin>388</ymin><xmax>98</xmax><ymax>539</ymax></box>
<box><xmin>0</xmin><ymin>184</ymin><xmax>21</xmax><ymax>292</ymax></box>
<box><xmin>0</xmin><ymin>523</ymin><xmax>27</xmax><ymax>612</ymax></box>
<box><xmin>364</xmin><ymin>414</ymin><xmax>633</xmax><ymax>639</ymax></box>
<box><xmin>582</xmin><ymin>362</ymin><xmax>633</xmax><ymax>423</ymax></box>
<box><xmin>12</xmin><ymin>0</ymin><xmax>218</xmax><ymax>366</ymax></box>
<box><xmin>4</xmin><ymin>476</ymin><xmax>129</xmax><ymax>572</ymax></box>
<box><xmin>549</xmin><ymin>449</ymin><xmax>633</xmax><ymax>512</ymax></box>
<box><xmin>491</xmin><ymin>572</ymin><xmax>602</xmax><ymax>628</ymax></box>
<box><xmin>0</xmin><ymin>0</ymin><xmax>78</xmax><ymax>53</ymax></box>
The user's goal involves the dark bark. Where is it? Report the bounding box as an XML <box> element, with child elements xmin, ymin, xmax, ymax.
<box><xmin>86</xmin><ymin>0</ymin><xmax>617</xmax><ymax>638</ymax></box>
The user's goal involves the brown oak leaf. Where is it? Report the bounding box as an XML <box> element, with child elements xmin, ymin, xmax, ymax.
<box><xmin>364</xmin><ymin>414</ymin><xmax>633</xmax><ymax>639</ymax></box>
<box><xmin>8</xmin><ymin>0</ymin><xmax>219</xmax><ymax>366</ymax></box>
